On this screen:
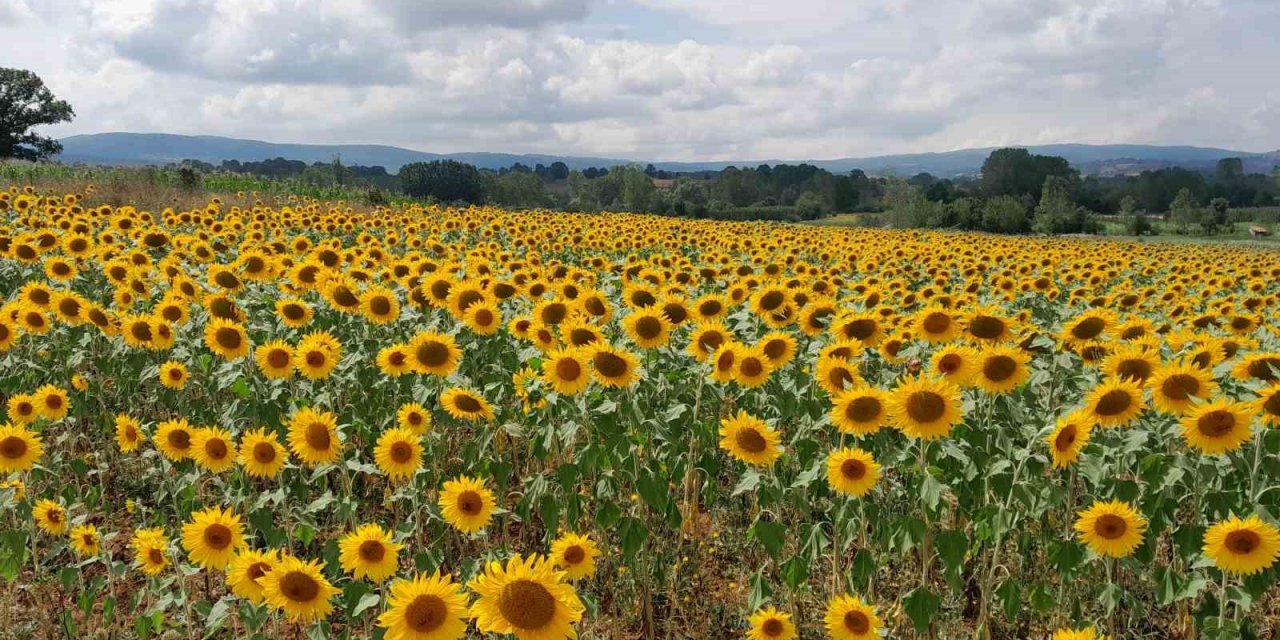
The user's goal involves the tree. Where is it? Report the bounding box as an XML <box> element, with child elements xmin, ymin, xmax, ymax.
<box><xmin>0</xmin><ymin>68</ymin><xmax>75</xmax><ymax>161</ymax></box>
<box><xmin>1214</xmin><ymin>157</ymin><xmax>1244</xmax><ymax>183</ymax></box>
<box><xmin>548</xmin><ymin>161</ymin><xmax>569</xmax><ymax>181</ymax></box>
<box><xmin>980</xmin><ymin>148</ymin><xmax>1076</xmax><ymax>201</ymax></box>
<box><xmin>399</xmin><ymin>160</ymin><xmax>483</xmax><ymax>203</ymax></box>
<box><xmin>1204</xmin><ymin>197</ymin><xmax>1231</xmax><ymax>235</ymax></box>
<box><xmin>1033</xmin><ymin>175</ymin><xmax>1096</xmax><ymax>234</ymax></box>
<box><xmin>981</xmin><ymin>196</ymin><xmax>1030</xmax><ymax>234</ymax></box>
<box><xmin>1168</xmin><ymin>188</ymin><xmax>1200</xmax><ymax>232</ymax></box>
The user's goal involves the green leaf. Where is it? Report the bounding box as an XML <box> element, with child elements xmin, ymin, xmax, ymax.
<box><xmin>636</xmin><ymin>470</ymin><xmax>668</xmax><ymax>513</ymax></box>
<box><xmin>230</xmin><ymin>378</ymin><xmax>251</xmax><ymax>398</ymax></box>
<box><xmin>780</xmin><ymin>555</ymin><xmax>809</xmax><ymax>590</ymax></box>
<box><xmin>996</xmin><ymin>579</ymin><xmax>1020</xmax><ymax>621</ymax></box>
<box><xmin>732</xmin><ymin>470</ymin><xmax>761</xmax><ymax>497</ymax></box>
<box><xmin>1048</xmin><ymin>540</ymin><xmax>1084</xmax><ymax>575</ymax></box>
<box><xmin>202</xmin><ymin>597</ymin><xmax>231</xmax><ymax>638</ymax></box>
<box><xmin>936</xmin><ymin>529</ymin><xmax>967</xmax><ymax>592</ymax></box>
<box><xmin>353</xmin><ymin>593</ymin><xmax>381</xmax><ymax>617</ymax></box>
<box><xmin>618</xmin><ymin>517</ymin><xmax>648</xmax><ymax>562</ymax></box>
<box><xmin>748</xmin><ymin>569</ymin><xmax>772</xmax><ymax>611</ymax></box>
<box><xmin>920</xmin><ymin>473</ymin><xmax>945</xmax><ymax>512</ymax></box>
<box><xmin>749</xmin><ymin>517</ymin><xmax>787</xmax><ymax>559</ymax></box>
<box><xmin>902</xmin><ymin>587</ymin><xmax>941</xmax><ymax>633</ymax></box>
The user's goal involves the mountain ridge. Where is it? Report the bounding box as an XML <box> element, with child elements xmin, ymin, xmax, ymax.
<box><xmin>56</xmin><ymin>132</ymin><xmax>1280</xmax><ymax>177</ymax></box>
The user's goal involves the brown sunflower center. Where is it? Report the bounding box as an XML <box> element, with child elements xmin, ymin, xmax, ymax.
<box><xmin>1094</xmin><ymin>514</ymin><xmax>1128</xmax><ymax>540</ymax></box>
<box><xmin>845</xmin><ymin>396</ymin><xmax>882</xmax><ymax>424</ymax></box>
<box><xmin>1071</xmin><ymin>317</ymin><xmax>1106</xmax><ymax>341</ymax></box>
<box><xmin>130</xmin><ymin>322</ymin><xmax>154</xmax><ymax>342</ymax></box>
<box><xmin>1095</xmin><ymin>390</ymin><xmax>1133</xmax><ymax>416</ymax></box>
<box><xmin>332</xmin><ymin>286</ymin><xmax>359</xmax><ymax>308</ymax></box>
<box><xmin>758</xmin><ymin>291</ymin><xmax>785</xmax><ymax>312</ymax></box>
<box><xmin>457</xmin><ymin>490</ymin><xmax>483</xmax><ymax>515</ymax></box>
<box><xmin>593</xmin><ymin>352</ymin><xmax>628</xmax><ymax>378</ymax></box>
<box><xmin>498</xmin><ymin>579</ymin><xmax>557</xmax><ymax>630</ymax></box>
<box><xmin>937</xmin><ymin>353</ymin><xmax>962</xmax><ymax>374</ymax></box>
<box><xmin>844</xmin><ymin>610</ymin><xmax>870</xmax><ymax>634</ymax></box>
<box><xmin>1264</xmin><ymin>393</ymin><xmax>1280</xmax><ymax>417</ymax></box>
<box><xmin>247</xmin><ymin>561</ymin><xmax>270</xmax><ymax>580</ymax></box>
<box><xmin>205</xmin><ymin>439</ymin><xmax>228</xmax><ymax>459</ymax></box>
<box><xmin>389</xmin><ymin>441</ymin><xmax>414</xmax><ymax>464</ymax></box>
<box><xmin>167</xmin><ymin>429</ymin><xmax>191</xmax><ymax>450</ymax></box>
<box><xmin>1116</xmin><ymin>359</ymin><xmax>1152</xmax><ymax>382</ymax></box>
<box><xmin>827</xmin><ymin>366</ymin><xmax>855</xmax><ymax>391</ymax></box>
<box><xmin>740</xmin><ymin>357</ymin><xmax>764</xmax><ymax>378</ymax></box>
<box><xmin>267</xmin><ymin>349</ymin><xmax>291</xmax><ymax>369</ymax></box>
<box><xmin>203</xmin><ymin>523</ymin><xmax>232</xmax><ymax>550</ymax></box>
<box><xmin>1225</xmin><ymin>529</ymin><xmax>1261</xmax><ymax>554</ymax></box>
<box><xmin>214</xmin><ymin>327</ymin><xmax>242</xmax><ymax>350</ymax></box>
<box><xmin>1247</xmin><ymin>357</ymin><xmax>1280</xmax><ymax>381</ymax></box>
<box><xmin>563</xmin><ymin>545</ymin><xmax>586</xmax><ymax>565</ymax></box>
<box><xmin>404</xmin><ymin>594</ymin><xmax>449</xmax><ymax>632</ymax></box>
<box><xmin>1197</xmin><ymin>410</ymin><xmax>1236</xmax><ymax>438</ymax></box>
<box><xmin>282</xmin><ymin>304</ymin><xmax>305</xmax><ymax>320</ymax></box>
<box><xmin>280</xmin><ymin>571</ymin><xmax>321</xmax><ymax>603</ymax></box>
<box><xmin>906</xmin><ymin>391</ymin><xmax>946</xmax><ymax>423</ymax></box>
<box><xmin>1054</xmin><ymin>425</ymin><xmax>1078</xmax><ymax>451</ymax></box>
<box><xmin>762</xmin><ymin>618</ymin><xmax>785</xmax><ymax>636</ymax></box>
<box><xmin>305</xmin><ymin>351</ymin><xmax>326</xmax><ymax>368</ymax></box>
<box><xmin>148</xmin><ymin>548</ymin><xmax>165</xmax><ymax>565</ymax></box>
<box><xmin>1160</xmin><ymin>374</ymin><xmax>1200</xmax><ymax>401</ymax></box>
<box><xmin>474</xmin><ymin>309</ymin><xmax>495</xmax><ymax>327</ymax></box>
<box><xmin>698</xmin><ymin>331</ymin><xmax>725</xmax><ymax>353</ymax></box>
<box><xmin>357</xmin><ymin>540</ymin><xmax>385</xmax><ymax>563</ymax></box>
<box><xmin>844</xmin><ymin>319</ymin><xmax>877</xmax><ymax>341</ymax></box>
<box><xmin>968</xmin><ymin>316</ymin><xmax>1005</xmax><ymax>340</ymax></box>
<box><xmin>416</xmin><ymin>341</ymin><xmax>449</xmax><ymax>367</ymax></box>
<box><xmin>555</xmin><ymin>358</ymin><xmax>583</xmax><ymax>382</ymax></box>
<box><xmin>253</xmin><ymin>442</ymin><xmax>277</xmax><ymax>464</ymax></box>
<box><xmin>369</xmin><ymin>296</ymin><xmax>392</xmax><ymax>316</ymax></box>
<box><xmin>0</xmin><ymin>436</ymin><xmax>28</xmax><ymax>459</ymax></box>
<box><xmin>982</xmin><ymin>355</ymin><xmax>1017</xmax><ymax>383</ymax></box>
<box><xmin>922</xmin><ymin>312</ymin><xmax>951</xmax><ymax>335</ymax></box>
<box><xmin>840</xmin><ymin>458</ymin><xmax>867</xmax><ymax>480</ymax></box>
<box><xmin>734</xmin><ymin>428</ymin><xmax>769</xmax><ymax>454</ymax></box>
<box><xmin>453</xmin><ymin>394</ymin><xmax>483</xmax><ymax>413</ymax></box>
<box><xmin>305</xmin><ymin>422</ymin><xmax>331</xmax><ymax>451</ymax></box>
<box><xmin>635</xmin><ymin>316</ymin><xmax>662</xmax><ymax>339</ymax></box>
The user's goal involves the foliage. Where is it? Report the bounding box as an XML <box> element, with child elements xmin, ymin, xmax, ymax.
<box><xmin>398</xmin><ymin>159</ymin><xmax>483</xmax><ymax>203</ymax></box>
<box><xmin>0</xmin><ymin>68</ymin><xmax>75</xmax><ymax>161</ymax></box>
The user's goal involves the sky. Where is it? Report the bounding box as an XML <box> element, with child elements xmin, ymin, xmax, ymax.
<box><xmin>3</xmin><ymin>0</ymin><xmax>1278</xmax><ymax>161</ymax></box>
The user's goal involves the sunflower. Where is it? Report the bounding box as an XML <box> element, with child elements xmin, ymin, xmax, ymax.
<box><xmin>1061</xmin><ymin>309</ymin><xmax>1114</xmax><ymax>348</ymax></box>
<box><xmin>5</xmin><ymin>394</ymin><xmax>36</xmax><ymax>425</ymax></box>
<box><xmin>1083</xmin><ymin>378</ymin><xmax>1146</xmax><ymax>428</ymax></box>
<box><xmin>0</xmin><ymin>423</ymin><xmax>43</xmax><ymax>472</ymax></box>
<box><xmin>295</xmin><ymin>331</ymin><xmax>342</xmax><ymax>380</ymax></box>
<box><xmin>747</xmin><ymin>606</ymin><xmax>796</xmax><ymax>640</ymax></box>
<box><xmin>963</xmin><ymin>305</ymin><xmax>1014</xmax><ymax>343</ymax></box>
<box><xmin>1232</xmin><ymin>352</ymin><xmax>1280</xmax><ymax>383</ymax></box>
<box><xmin>1047</xmin><ymin>411</ymin><xmax>1093</xmax><ymax>469</ymax></box>
<box><xmin>114</xmin><ymin>414</ymin><xmax>144</xmax><ymax>453</ymax></box>
<box><xmin>928</xmin><ymin>344</ymin><xmax>977</xmax><ymax>386</ymax></box>
<box><xmin>227</xmin><ymin>549</ymin><xmax>279</xmax><ymax>603</ymax></box>
<box><xmin>588</xmin><ymin>344</ymin><xmax>640</xmax><ymax>388</ymax></box>
<box><xmin>238</xmin><ymin>428</ymin><xmax>287</xmax><ymax>478</ymax></box>
<box><xmin>378</xmin><ymin>571</ymin><xmax>470</xmax><ymax>640</ymax></box>
<box><xmin>408</xmin><ymin>331</ymin><xmax>461</xmax><ymax>377</ymax></box>
<box><xmin>832</xmin><ymin>311</ymin><xmax>883</xmax><ymax>347</ymax></box>
<box><xmin>687</xmin><ymin>321</ymin><xmax>731</xmax><ymax>362</ymax></box>
<box><xmin>542</xmin><ymin>348</ymin><xmax>591</xmax><ymax>396</ymax></box>
<box><xmin>33</xmin><ymin>499</ymin><xmax>67</xmax><ymax>535</ymax></box>
<box><xmin>180</xmin><ymin>505</ymin><xmax>246</xmax><ymax>570</ymax></box>
<box><xmin>730</xmin><ymin>346</ymin><xmax>773</xmax><ymax>388</ymax></box>
<box><xmin>131</xmin><ymin>528</ymin><xmax>171</xmax><ymax>576</ymax></box>
<box><xmin>378</xmin><ymin>344</ymin><xmax>415</xmax><ymax>378</ymax></box>
<box><xmin>973</xmin><ymin>345</ymin><xmax>1031</xmax><ymax>395</ymax></box>
<box><xmin>1100</xmin><ymin>346</ymin><xmax>1159</xmax><ymax>384</ymax></box>
<box><xmin>826</xmin><ymin>447</ymin><xmax>881</xmax><ymax>497</ymax></box>
<box><xmin>1147</xmin><ymin>361</ymin><xmax>1217</xmax><ymax>415</ymax></box>
<box><xmin>275</xmin><ymin>298</ymin><xmax>314</xmax><ymax>328</ymax></box>
<box><xmin>204</xmin><ymin>318</ymin><xmax>251</xmax><ymax>360</ymax></box>
<box><xmin>550</xmin><ymin>532</ymin><xmax>600</xmax><ymax>581</ymax></box>
<box><xmin>1051</xmin><ymin>628</ymin><xmax>1111</xmax><ymax>640</ymax></box>
<box><xmin>758</xmin><ymin>331</ymin><xmax>798</xmax><ymax>369</ymax></box>
<box><xmin>255</xmin><ymin>340</ymin><xmax>295</xmax><ymax>379</ymax></box>
<box><xmin>375</xmin><ymin>427</ymin><xmax>422</xmax><ymax>482</ymax></box>
<box><xmin>69</xmin><ymin>524</ymin><xmax>101</xmax><ymax>557</ymax></box>
<box><xmin>260</xmin><ymin>556</ymin><xmax>341</xmax><ymax>623</ymax></box>
<box><xmin>1254</xmin><ymin>383</ymin><xmax>1280</xmax><ymax>427</ymax></box>
<box><xmin>440</xmin><ymin>387</ymin><xmax>494</xmax><ymax>422</ymax></box>
<box><xmin>287</xmin><ymin>407</ymin><xmax>342</xmax><ymax>466</ymax></box>
<box><xmin>1180</xmin><ymin>399</ymin><xmax>1254</xmax><ymax>456</ymax></box>
<box><xmin>438</xmin><ymin>475</ymin><xmax>496</xmax><ymax>534</ymax></box>
<box><xmin>464</xmin><ymin>301</ymin><xmax>502</xmax><ymax>336</ymax></box>
<box><xmin>468</xmin><ymin>554</ymin><xmax>584</xmax><ymax>640</ymax></box>
<box><xmin>823</xmin><ymin>594</ymin><xmax>882</xmax><ymax>640</ymax></box>
<box><xmin>718</xmin><ymin>411</ymin><xmax>783</xmax><ymax>467</ymax></box>
<box><xmin>191</xmin><ymin>427</ymin><xmax>238</xmax><ymax>474</ymax></box>
<box><xmin>1203</xmin><ymin>514</ymin><xmax>1280</xmax><ymax>575</ymax></box>
<box><xmin>1074</xmin><ymin>500</ymin><xmax>1146</xmax><ymax>558</ymax></box>
<box><xmin>360</xmin><ymin>285</ymin><xmax>401</xmax><ymax>324</ymax></box>
<box><xmin>914</xmin><ymin>306</ymin><xmax>958</xmax><ymax>343</ymax></box>
<box><xmin>622</xmin><ymin>310</ymin><xmax>671</xmax><ymax>349</ymax></box>
<box><xmin>709</xmin><ymin>342</ymin><xmax>744</xmax><ymax>384</ymax></box>
<box><xmin>32</xmin><ymin>384</ymin><xmax>69</xmax><ymax>420</ymax></box>
<box><xmin>815</xmin><ymin>355</ymin><xmax>862</xmax><ymax>396</ymax></box>
<box><xmin>829</xmin><ymin>386</ymin><xmax>889</xmax><ymax>436</ymax></box>
<box><xmin>158</xmin><ymin>361</ymin><xmax>190</xmax><ymax>390</ymax></box>
<box><xmin>339</xmin><ymin>523</ymin><xmax>403</xmax><ymax>583</ymax></box>
<box><xmin>889</xmin><ymin>376</ymin><xmax>964</xmax><ymax>440</ymax></box>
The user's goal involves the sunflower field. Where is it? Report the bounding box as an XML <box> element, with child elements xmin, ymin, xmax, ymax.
<box><xmin>1</xmin><ymin>183</ymin><xmax>1279</xmax><ymax>640</ymax></box>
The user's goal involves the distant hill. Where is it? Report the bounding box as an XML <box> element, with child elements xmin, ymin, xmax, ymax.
<box><xmin>57</xmin><ymin>133</ymin><xmax>1280</xmax><ymax>177</ymax></box>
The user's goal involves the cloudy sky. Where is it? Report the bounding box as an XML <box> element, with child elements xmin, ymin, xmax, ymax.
<box><xmin>3</xmin><ymin>0</ymin><xmax>1278</xmax><ymax>160</ymax></box>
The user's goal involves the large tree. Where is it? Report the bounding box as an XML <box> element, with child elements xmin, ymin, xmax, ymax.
<box><xmin>980</xmin><ymin>147</ymin><xmax>1077</xmax><ymax>201</ymax></box>
<box><xmin>399</xmin><ymin>160</ymin><xmax>483</xmax><ymax>203</ymax></box>
<box><xmin>0</xmin><ymin>68</ymin><xmax>74</xmax><ymax>161</ymax></box>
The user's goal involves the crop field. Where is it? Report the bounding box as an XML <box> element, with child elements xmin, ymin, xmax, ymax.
<box><xmin>2</xmin><ymin>183</ymin><xmax>1280</xmax><ymax>640</ymax></box>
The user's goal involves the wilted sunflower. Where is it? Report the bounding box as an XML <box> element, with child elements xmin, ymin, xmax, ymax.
<box><xmin>0</xmin><ymin>423</ymin><xmax>43</xmax><ymax>472</ymax></box>
<box><xmin>1074</xmin><ymin>500</ymin><xmax>1146</xmax><ymax>558</ymax></box>
<box><xmin>130</xmin><ymin>528</ymin><xmax>170</xmax><ymax>576</ymax></box>
<box><xmin>192</xmin><ymin>427</ymin><xmax>238</xmax><ymax>473</ymax></box>
<box><xmin>829</xmin><ymin>386</ymin><xmax>889</xmax><ymax>436</ymax></box>
<box><xmin>718</xmin><ymin>410</ymin><xmax>783</xmax><ymax>467</ymax></box>
<box><xmin>550</xmin><ymin>532</ymin><xmax>600</xmax><ymax>581</ymax></box>
<box><xmin>826</xmin><ymin>447</ymin><xmax>881</xmax><ymax>497</ymax></box>
<box><xmin>287</xmin><ymin>407</ymin><xmax>342</xmax><ymax>466</ymax></box>
<box><xmin>1180</xmin><ymin>399</ymin><xmax>1254</xmax><ymax>455</ymax></box>
<box><xmin>204</xmin><ymin>317</ymin><xmax>251</xmax><ymax>360</ymax></box>
<box><xmin>408</xmin><ymin>331</ymin><xmax>461</xmax><ymax>377</ymax></box>
<box><xmin>824</xmin><ymin>594</ymin><xmax>882</xmax><ymax>640</ymax></box>
<box><xmin>1047</xmin><ymin>411</ymin><xmax>1093</xmax><ymax>469</ymax></box>
<box><xmin>69</xmin><ymin>524</ymin><xmax>101</xmax><ymax>557</ymax></box>
<box><xmin>260</xmin><ymin>556</ymin><xmax>341</xmax><ymax>623</ymax></box>
<box><xmin>440</xmin><ymin>387</ymin><xmax>494</xmax><ymax>422</ymax></box>
<box><xmin>542</xmin><ymin>347</ymin><xmax>591</xmax><ymax>396</ymax></box>
<box><xmin>158</xmin><ymin>361</ymin><xmax>189</xmax><ymax>390</ymax></box>
<box><xmin>33</xmin><ymin>499</ymin><xmax>67</xmax><ymax>535</ymax></box>
<box><xmin>1202</xmin><ymin>514</ymin><xmax>1280</xmax><ymax>575</ymax></box>
<box><xmin>438</xmin><ymin>475</ymin><xmax>496</xmax><ymax>534</ymax></box>
<box><xmin>238</xmin><ymin>428</ymin><xmax>287</xmax><ymax>478</ymax></box>
<box><xmin>378</xmin><ymin>571</ymin><xmax>470</xmax><ymax>640</ymax></box>
<box><xmin>338</xmin><ymin>523</ymin><xmax>403</xmax><ymax>583</ymax></box>
<box><xmin>889</xmin><ymin>376</ymin><xmax>963</xmax><ymax>440</ymax></box>
<box><xmin>1147</xmin><ymin>361</ymin><xmax>1217</xmax><ymax>415</ymax></box>
<box><xmin>226</xmin><ymin>549</ymin><xmax>279</xmax><ymax>604</ymax></box>
<box><xmin>588</xmin><ymin>344</ymin><xmax>640</xmax><ymax>388</ymax></box>
<box><xmin>1083</xmin><ymin>378</ymin><xmax>1146</xmax><ymax>428</ymax></box>
<box><xmin>255</xmin><ymin>340</ymin><xmax>295</xmax><ymax>379</ymax></box>
<box><xmin>747</xmin><ymin>606</ymin><xmax>796</xmax><ymax>640</ymax></box>
<box><xmin>375</xmin><ymin>427</ymin><xmax>422</xmax><ymax>482</ymax></box>
<box><xmin>468</xmin><ymin>554</ymin><xmax>584</xmax><ymax>640</ymax></box>
<box><xmin>180</xmin><ymin>505</ymin><xmax>245</xmax><ymax>570</ymax></box>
